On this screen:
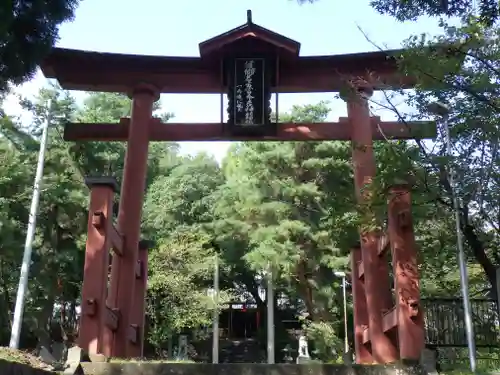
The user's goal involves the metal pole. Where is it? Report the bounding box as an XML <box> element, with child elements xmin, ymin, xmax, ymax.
<box><xmin>212</xmin><ymin>254</ymin><xmax>219</xmax><ymax>363</ymax></box>
<box><xmin>267</xmin><ymin>266</ymin><xmax>275</xmax><ymax>364</ymax></box>
<box><xmin>496</xmin><ymin>267</ymin><xmax>500</xmax><ymax>318</ymax></box>
<box><xmin>442</xmin><ymin>111</ymin><xmax>477</xmax><ymax>373</ymax></box>
<box><xmin>334</xmin><ymin>271</ymin><xmax>349</xmax><ymax>355</ymax></box>
<box><xmin>342</xmin><ymin>276</ymin><xmax>348</xmax><ymax>353</ymax></box>
<box><xmin>10</xmin><ymin>100</ymin><xmax>52</xmax><ymax>349</ymax></box>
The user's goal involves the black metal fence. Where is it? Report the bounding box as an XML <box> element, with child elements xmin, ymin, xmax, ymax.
<box><xmin>422</xmin><ymin>298</ymin><xmax>500</xmax><ymax>347</ymax></box>
<box><xmin>434</xmin><ymin>347</ymin><xmax>500</xmax><ymax>371</ymax></box>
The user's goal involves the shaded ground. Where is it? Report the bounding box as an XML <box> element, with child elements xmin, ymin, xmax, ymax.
<box><xmin>0</xmin><ymin>347</ymin><xmax>52</xmax><ymax>369</ymax></box>
<box><xmin>110</xmin><ymin>358</ymin><xmax>194</xmax><ymax>363</ymax></box>
<box><xmin>1</xmin><ymin>346</ymin><xmax>497</xmax><ymax>375</ymax></box>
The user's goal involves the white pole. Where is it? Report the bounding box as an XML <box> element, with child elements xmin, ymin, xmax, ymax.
<box><xmin>342</xmin><ymin>276</ymin><xmax>348</xmax><ymax>353</ymax></box>
<box><xmin>335</xmin><ymin>271</ymin><xmax>349</xmax><ymax>355</ymax></box>
<box><xmin>267</xmin><ymin>265</ymin><xmax>275</xmax><ymax>364</ymax></box>
<box><xmin>496</xmin><ymin>267</ymin><xmax>500</xmax><ymax>317</ymax></box>
<box><xmin>428</xmin><ymin>102</ymin><xmax>477</xmax><ymax>373</ymax></box>
<box><xmin>446</xmin><ymin>116</ymin><xmax>477</xmax><ymax>373</ymax></box>
<box><xmin>212</xmin><ymin>254</ymin><xmax>219</xmax><ymax>364</ymax></box>
<box><xmin>10</xmin><ymin>100</ymin><xmax>52</xmax><ymax>349</ymax></box>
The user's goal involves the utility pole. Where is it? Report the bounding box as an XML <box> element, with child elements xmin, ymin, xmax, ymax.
<box><xmin>10</xmin><ymin>100</ymin><xmax>52</xmax><ymax>349</ymax></box>
<box><xmin>428</xmin><ymin>101</ymin><xmax>477</xmax><ymax>373</ymax></box>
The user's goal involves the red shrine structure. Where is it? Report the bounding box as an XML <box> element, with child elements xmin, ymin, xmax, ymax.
<box><xmin>41</xmin><ymin>11</ymin><xmax>435</xmax><ymax>362</ymax></box>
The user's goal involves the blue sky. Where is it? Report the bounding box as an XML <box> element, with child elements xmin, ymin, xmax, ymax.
<box><xmin>4</xmin><ymin>0</ymin><xmax>444</xmax><ymax>162</ymax></box>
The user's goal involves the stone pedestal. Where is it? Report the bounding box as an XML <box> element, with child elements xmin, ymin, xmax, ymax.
<box><xmin>420</xmin><ymin>348</ymin><xmax>438</xmax><ymax>375</ymax></box>
<box><xmin>342</xmin><ymin>351</ymin><xmax>353</xmax><ymax>365</ymax></box>
<box><xmin>282</xmin><ymin>345</ymin><xmax>293</xmax><ymax>364</ymax></box>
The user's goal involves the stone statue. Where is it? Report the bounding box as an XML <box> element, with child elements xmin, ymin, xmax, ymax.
<box><xmin>296</xmin><ymin>335</ymin><xmax>310</xmax><ymax>363</ymax></box>
<box><xmin>176</xmin><ymin>335</ymin><xmax>188</xmax><ymax>361</ymax></box>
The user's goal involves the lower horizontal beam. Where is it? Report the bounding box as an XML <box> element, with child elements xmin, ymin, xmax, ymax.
<box><xmin>64</xmin><ymin>118</ymin><xmax>436</xmax><ymax>142</ymax></box>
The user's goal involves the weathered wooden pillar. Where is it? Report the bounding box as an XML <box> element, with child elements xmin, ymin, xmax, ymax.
<box><xmin>388</xmin><ymin>184</ymin><xmax>424</xmax><ymax>360</ymax></box>
<box><xmin>78</xmin><ymin>177</ymin><xmax>118</xmax><ymax>356</ymax></box>
<box><xmin>343</xmin><ymin>85</ymin><xmax>399</xmax><ymax>363</ymax></box>
<box><xmin>351</xmin><ymin>245</ymin><xmax>373</xmax><ymax>364</ymax></box>
<box><xmin>127</xmin><ymin>240</ymin><xmax>151</xmax><ymax>358</ymax></box>
<box><xmin>108</xmin><ymin>84</ymin><xmax>158</xmax><ymax>358</ymax></box>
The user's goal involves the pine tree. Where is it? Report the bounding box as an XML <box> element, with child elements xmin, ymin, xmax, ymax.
<box><xmin>0</xmin><ymin>0</ymin><xmax>80</xmax><ymax>92</ymax></box>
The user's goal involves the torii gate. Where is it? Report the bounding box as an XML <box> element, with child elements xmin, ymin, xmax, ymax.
<box><xmin>40</xmin><ymin>10</ymin><xmax>434</xmax><ymax>361</ymax></box>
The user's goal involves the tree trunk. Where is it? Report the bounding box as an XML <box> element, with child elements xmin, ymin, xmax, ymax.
<box><xmin>439</xmin><ymin>168</ymin><xmax>497</xmax><ymax>297</ymax></box>
<box><xmin>296</xmin><ymin>260</ymin><xmax>315</xmax><ymax>320</ymax></box>
<box><xmin>460</xmin><ymin>209</ymin><xmax>498</xmax><ymax>298</ymax></box>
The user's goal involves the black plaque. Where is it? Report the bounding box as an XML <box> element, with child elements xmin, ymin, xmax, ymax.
<box><xmin>231</xmin><ymin>58</ymin><xmax>266</xmax><ymax>126</ymax></box>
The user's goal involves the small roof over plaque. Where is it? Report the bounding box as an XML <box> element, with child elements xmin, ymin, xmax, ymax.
<box><xmin>199</xmin><ymin>10</ymin><xmax>301</xmax><ymax>59</ymax></box>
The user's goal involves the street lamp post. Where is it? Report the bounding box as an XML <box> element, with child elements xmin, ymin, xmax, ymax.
<box><xmin>334</xmin><ymin>271</ymin><xmax>349</xmax><ymax>355</ymax></box>
<box><xmin>428</xmin><ymin>101</ymin><xmax>477</xmax><ymax>373</ymax></box>
<box><xmin>212</xmin><ymin>254</ymin><xmax>219</xmax><ymax>364</ymax></box>
<box><xmin>266</xmin><ymin>264</ymin><xmax>275</xmax><ymax>364</ymax></box>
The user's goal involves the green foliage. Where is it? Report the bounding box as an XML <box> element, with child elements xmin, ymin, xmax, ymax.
<box><xmin>393</xmin><ymin>19</ymin><xmax>500</xmax><ymax>297</ymax></box>
<box><xmin>147</xmin><ymin>230</ymin><xmax>221</xmax><ymax>347</ymax></box>
<box><xmin>296</xmin><ymin>0</ymin><xmax>499</xmax><ymax>27</ymax></box>
<box><xmin>212</xmin><ymin>104</ymin><xmax>356</xmax><ymax>360</ymax></box>
<box><xmin>0</xmin><ymin>87</ymin><xmax>178</xmax><ymax>349</ymax></box>
<box><xmin>143</xmin><ymin>153</ymin><xmax>229</xmax><ymax>352</ymax></box>
<box><xmin>0</xmin><ymin>0</ymin><xmax>80</xmax><ymax>92</ymax></box>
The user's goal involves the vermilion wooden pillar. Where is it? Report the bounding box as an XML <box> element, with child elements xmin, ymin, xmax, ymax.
<box><xmin>108</xmin><ymin>84</ymin><xmax>158</xmax><ymax>358</ymax></box>
<box><xmin>345</xmin><ymin>86</ymin><xmax>399</xmax><ymax>363</ymax></box>
<box><xmin>388</xmin><ymin>184</ymin><xmax>424</xmax><ymax>361</ymax></box>
<box><xmin>78</xmin><ymin>177</ymin><xmax>118</xmax><ymax>356</ymax></box>
<box><xmin>350</xmin><ymin>246</ymin><xmax>374</xmax><ymax>364</ymax></box>
<box><xmin>128</xmin><ymin>240</ymin><xmax>151</xmax><ymax>358</ymax></box>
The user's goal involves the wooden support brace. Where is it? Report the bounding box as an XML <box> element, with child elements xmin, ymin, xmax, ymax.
<box><xmin>85</xmin><ymin>299</ymin><xmax>97</xmax><ymax>316</ymax></box>
<box><xmin>357</xmin><ymin>232</ymin><xmax>390</xmax><ymax>278</ymax></box>
<box><xmin>362</xmin><ymin>307</ymin><xmax>398</xmax><ymax>344</ymax></box>
<box><xmin>135</xmin><ymin>260</ymin><xmax>144</xmax><ymax>279</ymax></box>
<box><xmin>105</xmin><ymin>307</ymin><xmax>120</xmax><ymax>332</ymax></box>
<box><xmin>110</xmin><ymin>225</ymin><xmax>124</xmax><ymax>256</ymax></box>
<box><xmin>128</xmin><ymin>324</ymin><xmax>140</xmax><ymax>345</ymax></box>
<box><xmin>92</xmin><ymin>213</ymin><xmax>123</xmax><ymax>256</ymax></box>
<box><xmin>92</xmin><ymin>211</ymin><xmax>105</xmax><ymax>229</ymax></box>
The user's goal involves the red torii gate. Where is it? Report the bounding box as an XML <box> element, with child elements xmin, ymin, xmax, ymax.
<box><xmin>40</xmin><ymin>11</ymin><xmax>434</xmax><ymax>361</ymax></box>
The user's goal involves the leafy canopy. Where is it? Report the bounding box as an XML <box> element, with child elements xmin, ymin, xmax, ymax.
<box><xmin>0</xmin><ymin>0</ymin><xmax>80</xmax><ymax>92</ymax></box>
